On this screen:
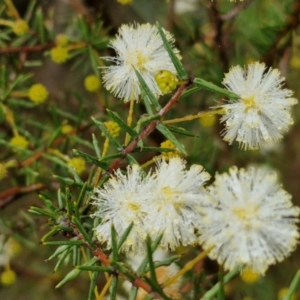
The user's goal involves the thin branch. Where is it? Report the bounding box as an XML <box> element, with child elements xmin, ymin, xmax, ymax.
<box><xmin>220</xmin><ymin>0</ymin><xmax>254</xmax><ymax>21</ymax></box>
<box><xmin>0</xmin><ymin>183</ymin><xmax>45</xmax><ymax>208</ymax></box>
<box><xmin>209</xmin><ymin>1</ymin><xmax>228</xmax><ymax>70</ymax></box>
<box><xmin>0</xmin><ymin>43</ymin><xmax>54</xmax><ymax>54</ymax></box>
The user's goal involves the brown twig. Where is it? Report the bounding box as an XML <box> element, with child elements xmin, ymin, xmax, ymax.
<box><xmin>209</xmin><ymin>1</ymin><xmax>229</xmax><ymax>71</ymax></box>
<box><xmin>0</xmin><ymin>123</ymin><xmax>91</xmax><ymax>208</ymax></box>
<box><xmin>220</xmin><ymin>0</ymin><xmax>253</xmax><ymax>21</ymax></box>
<box><xmin>70</xmin><ymin>222</ymin><xmax>163</xmax><ymax>299</ymax></box>
<box><xmin>107</xmin><ymin>80</ymin><xmax>193</xmax><ymax>175</ymax></box>
<box><xmin>166</xmin><ymin>0</ymin><xmax>175</xmax><ymax>32</ymax></box>
<box><xmin>0</xmin><ymin>183</ymin><xmax>45</xmax><ymax>208</ymax></box>
<box><xmin>263</xmin><ymin>0</ymin><xmax>300</xmax><ymax>66</ymax></box>
<box><xmin>0</xmin><ymin>43</ymin><xmax>55</xmax><ymax>54</ymax></box>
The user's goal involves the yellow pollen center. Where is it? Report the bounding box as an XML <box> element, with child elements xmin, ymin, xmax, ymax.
<box><xmin>161</xmin><ymin>186</ymin><xmax>175</xmax><ymax>200</ymax></box>
<box><xmin>232</xmin><ymin>203</ymin><xmax>259</xmax><ymax>222</ymax></box>
<box><xmin>127</xmin><ymin>202</ymin><xmax>140</xmax><ymax>211</ymax></box>
<box><xmin>161</xmin><ymin>187</ymin><xmax>183</xmax><ymax>211</ymax></box>
<box><xmin>126</xmin><ymin>51</ymin><xmax>150</xmax><ymax>70</ymax></box>
<box><xmin>242</xmin><ymin>95</ymin><xmax>257</xmax><ymax>112</ymax></box>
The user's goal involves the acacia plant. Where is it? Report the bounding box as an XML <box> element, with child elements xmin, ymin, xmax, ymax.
<box><xmin>1</xmin><ymin>0</ymin><xmax>300</xmax><ymax>299</ymax></box>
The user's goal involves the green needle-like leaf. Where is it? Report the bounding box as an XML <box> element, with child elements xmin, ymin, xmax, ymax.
<box><xmin>107</xmin><ymin>109</ymin><xmax>138</xmax><ymax>138</ymax></box>
<box><xmin>135</xmin><ymin>70</ymin><xmax>161</xmax><ymax>111</ymax></box>
<box><xmin>156</xmin><ymin>22</ymin><xmax>188</xmax><ymax>80</ymax></box>
<box><xmin>111</xmin><ymin>225</ymin><xmax>119</xmax><ymax>261</ymax></box>
<box><xmin>92</xmin><ymin>117</ymin><xmax>122</xmax><ymax>148</ymax></box>
<box><xmin>156</xmin><ymin>123</ymin><xmax>186</xmax><ymax>155</ymax></box>
<box><xmin>193</xmin><ymin>78</ymin><xmax>239</xmax><ymax>99</ymax></box>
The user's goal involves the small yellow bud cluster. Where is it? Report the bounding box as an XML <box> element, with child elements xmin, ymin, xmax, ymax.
<box><xmin>68</xmin><ymin>157</ymin><xmax>86</xmax><ymax>175</ymax></box>
<box><xmin>199</xmin><ymin>114</ymin><xmax>216</xmax><ymax>128</ymax></box>
<box><xmin>290</xmin><ymin>56</ymin><xmax>300</xmax><ymax>69</ymax></box>
<box><xmin>7</xmin><ymin>239</ymin><xmax>21</xmax><ymax>256</ymax></box>
<box><xmin>160</xmin><ymin>140</ymin><xmax>179</xmax><ymax>160</ymax></box>
<box><xmin>61</xmin><ymin>124</ymin><xmax>74</xmax><ymax>134</ymax></box>
<box><xmin>117</xmin><ymin>0</ymin><xmax>133</xmax><ymax>4</ymax></box>
<box><xmin>0</xmin><ymin>164</ymin><xmax>7</xmax><ymax>180</ymax></box>
<box><xmin>55</xmin><ymin>34</ymin><xmax>69</xmax><ymax>47</ymax></box>
<box><xmin>0</xmin><ymin>160</ymin><xmax>17</xmax><ymax>180</ymax></box>
<box><xmin>102</xmin><ymin>121</ymin><xmax>121</xmax><ymax>138</ymax></box>
<box><xmin>13</xmin><ymin>19</ymin><xmax>28</xmax><ymax>36</ymax></box>
<box><xmin>28</xmin><ymin>84</ymin><xmax>48</xmax><ymax>104</ymax></box>
<box><xmin>240</xmin><ymin>268</ymin><xmax>259</xmax><ymax>284</ymax></box>
<box><xmin>84</xmin><ymin>75</ymin><xmax>101</xmax><ymax>92</ymax></box>
<box><xmin>10</xmin><ymin>135</ymin><xmax>29</xmax><ymax>150</ymax></box>
<box><xmin>0</xmin><ymin>270</ymin><xmax>16</xmax><ymax>286</ymax></box>
<box><xmin>278</xmin><ymin>288</ymin><xmax>296</xmax><ymax>300</ymax></box>
<box><xmin>155</xmin><ymin>70</ymin><xmax>177</xmax><ymax>95</ymax></box>
<box><xmin>50</xmin><ymin>46</ymin><xmax>69</xmax><ymax>64</ymax></box>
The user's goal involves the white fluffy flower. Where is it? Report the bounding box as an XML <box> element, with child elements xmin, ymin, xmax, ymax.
<box><xmin>101</xmin><ymin>23</ymin><xmax>180</xmax><ymax>102</ymax></box>
<box><xmin>145</xmin><ymin>157</ymin><xmax>211</xmax><ymax>251</ymax></box>
<box><xmin>219</xmin><ymin>62</ymin><xmax>297</xmax><ymax>150</ymax></box>
<box><xmin>92</xmin><ymin>165</ymin><xmax>154</xmax><ymax>254</ymax></box>
<box><xmin>199</xmin><ymin>166</ymin><xmax>300</xmax><ymax>274</ymax></box>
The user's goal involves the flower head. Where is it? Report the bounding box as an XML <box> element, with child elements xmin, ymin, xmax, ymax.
<box><xmin>159</xmin><ymin>140</ymin><xmax>180</xmax><ymax>160</ymax></box>
<box><xmin>92</xmin><ymin>165</ymin><xmax>154</xmax><ymax>253</ymax></box>
<box><xmin>155</xmin><ymin>70</ymin><xmax>178</xmax><ymax>95</ymax></box>
<box><xmin>101</xmin><ymin>23</ymin><xmax>180</xmax><ymax>102</ymax></box>
<box><xmin>0</xmin><ymin>269</ymin><xmax>16</xmax><ymax>286</ymax></box>
<box><xmin>219</xmin><ymin>62</ymin><xmax>297</xmax><ymax>150</ymax></box>
<box><xmin>146</xmin><ymin>157</ymin><xmax>211</xmax><ymax>251</ymax></box>
<box><xmin>61</xmin><ymin>123</ymin><xmax>74</xmax><ymax>134</ymax></box>
<box><xmin>199</xmin><ymin>113</ymin><xmax>217</xmax><ymax>128</ymax></box>
<box><xmin>50</xmin><ymin>46</ymin><xmax>69</xmax><ymax>64</ymax></box>
<box><xmin>55</xmin><ymin>34</ymin><xmax>69</xmax><ymax>47</ymax></box>
<box><xmin>199</xmin><ymin>166</ymin><xmax>300</xmax><ymax>274</ymax></box>
<box><xmin>68</xmin><ymin>157</ymin><xmax>86</xmax><ymax>175</ymax></box>
<box><xmin>10</xmin><ymin>135</ymin><xmax>29</xmax><ymax>150</ymax></box>
<box><xmin>101</xmin><ymin>121</ymin><xmax>121</xmax><ymax>138</ymax></box>
<box><xmin>13</xmin><ymin>19</ymin><xmax>28</xmax><ymax>36</ymax></box>
<box><xmin>117</xmin><ymin>0</ymin><xmax>133</xmax><ymax>4</ymax></box>
<box><xmin>84</xmin><ymin>75</ymin><xmax>101</xmax><ymax>92</ymax></box>
<box><xmin>28</xmin><ymin>83</ymin><xmax>48</xmax><ymax>104</ymax></box>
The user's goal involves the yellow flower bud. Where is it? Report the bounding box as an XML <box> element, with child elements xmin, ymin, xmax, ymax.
<box><xmin>84</xmin><ymin>75</ymin><xmax>101</xmax><ymax>92</ymax></box>
<box><xmin>199</xmin><ymin>114</ymin><xmax>216</xmax><ymax>128</ymax></box>
<box><xmin>10</xmin><ymin>135</ymin><xmax>29</xmax><ymax>150</ymax></box>
<box><xmin>0</xmin><ymin>163</ymin><xmax>7</xmax><ymax>180</ymax></box>
<box><xmin>155</xmin><ymin>70</ymin><xmax>177</xmax><ymax>95</ymax></box>
<box><xmin>278</xmin><ymin>287</ymin><xmax>296</xmax><ymax>300</ymax></box>
<box><xmin>240</xmin><ymin>268</ymin><xmax>259</xmax><ymax>284</ymax></box>
<box><xmin>290</xmin><ymin>56</ymin><xmax>300</xmax><ymax>69</ymax></box>
<box><xmin>55</xmin><ymin>34</ymin><xmax>68</xmax><ymax>47</ymax></box>
<box><xmin>13</xmin><ymin>19</ymin><xmax>28</xmax><ymax>36</ymax></box>
<box><xmin>68</xmin><ymin>157</ymin><xmax>86</xmax><ymax>175</ymax></box>
<box><xmin>0</xmin><ymin>160</ymin><xmax>17</xmax><ymax>180</ymax></box>
<box><xmin>61</xmin><ymin>124</ymin><xmax>74</xmax><ymax>134</ymax></box>
<box><xmin>28</xmin><ymin>84</ymin><xmax>48</xmax><ymax>104</ymax></box>
<box><xmin>117</xmin><ymin>0</ymin><xmax>133</xmax><ymax>4</ymax></box>
<box><xmin>160</xmin><ymin>140</ymin><xmax>179</xmax><ymax>159</ymax></box>
<box><xmin>8</xmin><ymin>238</ymin><xmax>21</xmax><ymax>256</ymax></box>
<box><xmin>50</xmin><ymin>46</ymin><xmax>69</xmax><ymax>64</ymax></box>
<box><xmin>0</xmin><ymin>270</ymin><xmax>16</xmax><ymax>286</ymax></box>
<box><xmin>101</xmin><ymin>121</ymin><xmax>121</xmax><ymax>138</ymax></box>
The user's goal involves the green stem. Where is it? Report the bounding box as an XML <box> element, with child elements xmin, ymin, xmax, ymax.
<box><xmin>283</xmin><ymin>269</ymin><xmax>300</xmax><ymax>300</ymax></box>
<box><xmin>200</xmin><ymin>267</ymin><xmax>240</xmax><ymax>300</ymax></box>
